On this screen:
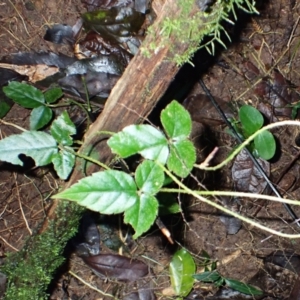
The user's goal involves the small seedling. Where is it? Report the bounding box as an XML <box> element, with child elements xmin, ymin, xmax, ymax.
<box><xmin>3</xmin><ymin>81</ymin><xmax>63</xmax><ymax>130</ymax></box>
<box><xmin>193</xmin><ymin>252</ymin><xmax>263</xmax><ymax>296</ymax></box>
<box><xmin>231</xmin><ymin>105</ymin><xmax>276</xmax><ymax>160</ymax></box>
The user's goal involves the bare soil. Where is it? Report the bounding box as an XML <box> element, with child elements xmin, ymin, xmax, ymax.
<box><xmin>1</xmin><ymin>0</ymin><xmax>300</xmax><ymax>299</ymax></box>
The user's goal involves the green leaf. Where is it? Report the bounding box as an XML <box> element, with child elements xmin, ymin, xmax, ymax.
<box><xmin>254</xmin><ymin>130</ymin><xmax>276</xmax><ymax>160</ymax></box>
<box><xmin>30</xmin><ymin>106</ymin><xmax>53</xmax><ymax>130</ymax></box>
<box><xmin>239</xmin><ymin>105</ymin><xmax>263</xmax><ymax>136</ymax></box>
<box><xmin>215</xmin><ymin>277</ymin><xmax>225</xmax><ymax>287</ymax></box>
<box><xmin>52</xmin><ymin>170</ymin><xmax>138</xmax><ymax>214</ymax></box>
<box><xmin>167</xmin><ymin>140</ymin><xmax>196</xmax><ymax>178</ymax></box>
<box><xmin>3</xmin><ymin>81</ymin><xmax>45</xmax><ymax>108</ymax></box>
<box><xmin>44</xmin><ymin>87</ymin><xmax>63</xmax><ymax>104</ymax></box>
<box><xmin>193</xmin><ymin>271</ymin><xmax>221</xmax><ymax>283</ymax></box>
<box><xmin>158</xmin><ymin>194</ymin><xmax>180</xmax><ymax>215</ymax></box>
<box><xmin>170</xmin><ymin>248</ymin><xmax>195</xmax><ymax>297</ymax></box>
<box><xmin>50</xmin><ymin>111</ymin><xmax>76</xmax><ymax>146</ymax></box>
<box><xmin>211</xmin><ymin>261</ymin><xmax>217</xmax><ymax>271</ymax></box>
<box><xmin>0</xmin><ymin>131</ymin><xmax>57</xmax><ymax>166</ymax></box>
<box><xmin>124</xmin><ymin>194</ymin><xmax>158</xmax><ymax>239</ymax></box>
<box><xmin>108</xmin><ymin>124</ymin><xmax>169</xmax><ymax>164</ymax></box>
<box><xmin>290</xmin><ymin>102</ymin><xmax>300</xmax><ymax>119</ymax></box>
<box><xmin>225</xmin><ymin>278</ymin><xmax>263</xmax><ymax>296</ymax></box>
<box><xmin>135</xmin><ymin>160</ymin><xmax>164</xmax><ymax>195</ymax></box>
<box><xmin>52</xmin><ymin>148</ymin><xmax>75</xmax><ymax>180</ymax></box>
<box><xmin>0</xmin><ymin>99</ymin><xmax>13</xmax><ymax>118</ymax></box>
<box><xmin>161</xmin><ymin>100</ymin><xmax>192</xmax><ymax>140</ymax></box>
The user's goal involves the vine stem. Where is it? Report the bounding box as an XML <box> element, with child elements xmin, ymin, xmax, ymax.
<box><xmin>59</xmin><ymin>146</ymin><xmax>110</xmax><ymax>170</ymax></box>
<box><xmin>157</xmin><ymin>162</ymin><xmax>300</xmax><ymax>238</ymax></box>
<box><xmin>195</xmin><ymin>120</ymin><xmax>300</xmax><ymax>170</ymax></box>
<box><xmin>159</xmin><ymin>188</ymin><xmax>300</xmax><ymax>206</ymax></box>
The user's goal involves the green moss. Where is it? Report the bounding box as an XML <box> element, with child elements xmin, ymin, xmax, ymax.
<box><xmin>143</xmin><ymin>0</ymin><xmax>258</xmax><ymax>65</ymax></box>
<box><xmin>1</xmin><ymin>201</ymin><xmax>84</xmax><ymax>300</ymax></box>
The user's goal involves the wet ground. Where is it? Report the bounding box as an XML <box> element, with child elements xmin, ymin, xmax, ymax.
<box><xmin>1</xmin><ymin>0</ymin><xmax>300</xmax><ymax>299</ymax></box>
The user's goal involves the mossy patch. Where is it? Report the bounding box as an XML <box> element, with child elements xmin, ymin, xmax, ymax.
<box><xmin>143</xmin><ymin>0</ymin><xmax>258</xmax><ymax>65</ymax></box>
<box><xmin>1</xmin><ymin>201</ymin><xmax>84</xmax><ymax>300</ymax></box>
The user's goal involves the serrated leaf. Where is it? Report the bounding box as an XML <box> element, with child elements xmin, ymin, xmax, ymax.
<box><xmin>50</xmin><ymin>111</ymin><xmax>76</xmax><ymax>146</ymax></box>
<box><xmin>52</xmin><ymin>170</ymin><xmax>138</xmax><ymax>214</ymax></box>
<box><xmin>3</xmin><ymin>81</ymin><xmax>45</xmax><ymax>108</ymax></box>
<box><xmin>0</xmin><ymin>131</ymin><xmax>57</xmax><ymax>166</ymax></box>
<box><xmin>108</xmin><ymin>124</ymin><xmax>169</xmax><ymax>164</ymax></box>
<box><xmin>170</xmin><ymin>248</ymin><xmax>195</xmax><ymax>297</ymax></box>
<box><xmin>52</xmin><ymin>148</ymin><xmax>75</xmax><ymax>180</ymax></box>
<box><xmin>135</xmin><ymin>160</ymin><xmax>164</xmax><ymax>195</ymax></box>
<box><xmin>167</xmin><ymin>140</ymin><xmax>196</xmax><ymax>178</ymax></box>
<box><xmin>30</xmin><ymin>106</ymin><xmax>53</xmax><ymax>130</ymax></box>
<box><xmin>239</xmin><ymin>105</ymin><xmax>263</xmax><ymax>136</ymax></box>
<box><xmin>193</xmin><ymin>271</ymin><xmax>221</xmax><ymax>283</ymax></box>
<box><xmin>225</xmin><ymin>278</ymin><xmax>263</xmax><ymax>296</ymax></box>
<box><xmin>44</xmin><ymin>87</ymin><xmax>63</xmax><ymax>103</ymax></box>
<box><xmin>254</xmin><ymin>130</ymin><xmax>276</xmax><ymax>160</ymax></box>
<box><xmin>161</xmin><ymin>100</ymin><xmax>192</xmax><ymax>140</ymax></box>
<box><xmin>124</xmin><ymin>194</ymin><xmax>158</xmax><ymax>239</ymax></box>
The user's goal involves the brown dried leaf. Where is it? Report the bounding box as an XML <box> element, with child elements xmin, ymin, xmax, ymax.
<box><xmin>0</xmin><ymin>63</ymin><xmax>59</xmax><ymax>83</ymax></box>
<box><xmin>82</xmin><ymin>254</ymin><xmax>149</xmax><ymax>282</ymax></box>
<box><xmin>232</xmin><ymin>149</ymin><xmax>270</xmax><ymax>194</ymax></box>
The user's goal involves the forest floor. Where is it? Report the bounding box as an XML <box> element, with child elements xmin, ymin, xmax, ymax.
<box><xmin>1</xmin><ymin>0</ymin><xmax>300</xmax><ymax>299</ymax></box>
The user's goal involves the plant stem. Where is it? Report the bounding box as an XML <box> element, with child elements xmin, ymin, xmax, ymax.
<box><xmin>157</xmin><ymin>162</ymin><xmax>300</xmax><ymax>238</ymax></box>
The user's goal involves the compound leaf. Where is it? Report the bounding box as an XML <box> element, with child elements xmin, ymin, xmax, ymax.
<box><xmin>135</xmin><ymin>160</ymin><xmax>164</xmax><ymax>195</ymax></box>
<box><xmin>161</xmin><ymin>100</ymin><xmax>192</xmax><ymax>140</ymax></box>
<box><xmin>53</xmin><ymin>170</ymin><xmax>138</xmax><ymax>214</ymax></box>
<box><xmin>3</xmin><ymin>81</ymin><xmax>45</xmax><ymax>108</ymax></box>
<box><xmin>124</xmin><ymin>194</ymin><xmax>158</xmax><ymax>239</ymax></box>
<box><xmin>167</xmin><ymin>140</ymin><xmax>196</xmax><ymax>178</ymax></box>
<box><xmin>0</xmin><ymin>131</ymin><xmax>57</xmax><ymax>166</ymax></box>
<box><xmin>170</xmin><ymin>248</ymin><xmax>195</xmax><ymax>297</ymax></box>
<box><xmin>50</xmin><ymin>111</ymin><xmax>76</xmax><ymax>146</ymax></box>
<box><xmin>108</xmin><ymin>124</ymin><xmax>169</xmax><ymax>164</ymax></box>
<box><xmin>52</xmin><ymin>148</ymin><xmax>75</xmax><ymax>180</ymax></box>
<box><xmin>30</xmin><ymin>106</ymin><xmax>53</xmax><ymax>130</ymax></box>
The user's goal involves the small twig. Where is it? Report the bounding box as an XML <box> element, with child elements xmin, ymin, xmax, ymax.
<box><xmin>199</xmin><ymin>146</ymin><xmax>219</xmax><ymax>168</ymax></box>
<box><xmin>288</xmin><ymin>16</ymin><xmax>300</xmax><ymax>48</ymax></box>
<box><xmin>14</xmin><ymin>173</ymin><xmax>32</xmax><ymax>235</ymax></box>
<box><xmin>0</xmin><ymin>205</ymin><xmax>7</xmax><ymax>219</ymax></box>
<box><xmin>8</xmin><ymin>0</ymin><xmax>30</xmax><ymax>36</ymax></box>
<box><xmin>68</xmin><ymin>270</ymin><xmax>117</xmax><ymax>299</ymax></box>
<box><xmin>0</xmin><ymin>236</ymin><xmax>19</xmax><ymax>252</ymax></box>
<box><xmin>155</xmin><ymin>217</ymin><xmax>174</xmax><ymax>244</ymax></box>
<box><xmin>0</xmin><ymin>119</ymin><xmax>27</xmax><ymax>132</ymax></box>
<box><xmin>1</xmin><ymin>26</ymin><xmax>31</xmax><ymax>51</ymax></box>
